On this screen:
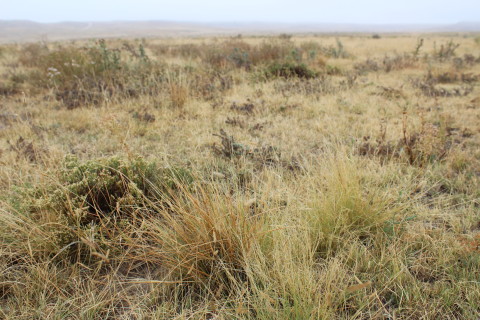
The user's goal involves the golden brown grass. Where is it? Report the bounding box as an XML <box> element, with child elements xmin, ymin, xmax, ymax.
<box><xmin>1</xmin><ymin>33</ymin><xmax>480</xmax><ymax>319</ymax></box>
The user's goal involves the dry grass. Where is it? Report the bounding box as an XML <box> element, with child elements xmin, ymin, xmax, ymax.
<box><xmin>1</xmin><ymin>33</ymin><xmax>480</xmax><ymax>319</ymax></box>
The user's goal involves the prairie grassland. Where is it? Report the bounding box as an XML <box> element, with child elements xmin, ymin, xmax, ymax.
<box><xmin>0</xmin><ymin>34</ymin><xmax>480</xmax><ymax>319</ymax></box>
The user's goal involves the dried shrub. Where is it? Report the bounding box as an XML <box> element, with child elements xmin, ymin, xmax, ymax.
<box><xmin>18</xmin><ymin>40</ymin><xmax>157</xmax><ymax>108</ymax></box>
<box><xmin>382</xmin><ymin>54</ymin><xmax>417</xmax><ymax>72</ymax></box>
<box><xmin>412</xmin><ymin>79</ymin><xmax>474</xmax><ymax>97</ymax></box>
<box><xmin>375</xmin><ymin>86</ymin><xmax>405</xmax><ymax>99</ymax></box>
<box><xmin>191</xmin><ymin>69</ymin><xmax>233</xmax><ymax>100</ymax></box>
<box><xmin>461</xmin><ymin>53</ymin><xmax>480</xmax><ymax>65</ymax></box>
<box><xmin>225</xmin><ymin>116</ymin><xmax>268</xmax><ymax>133</ymax></box>
<box><xmin>358</xmin><ymin>113</ymin><xmax>460</xmax><ymax>166</ymax></box>
<box><xmin>197</xmin><ymin>39</ymin><xmax>256</xmax><ymax>70</ymax></box>
<box><xmin>273</xmin><ymin>74</ymin><xmax>355</xmax><ymax>98</ymax></box>
<box><xmin>165</xmin><ymin>38</ymin><xmax>330</xmax><ymax>72</ymax></box>
<box><xmin>425</xmin><ymin>70</ymin><xmax>479</xmax><ymax>84</ymax></box>
<box><xmin>7</xmin><ymin>136</ymin><xmax>46</xmax><ymax>162</ymax></box>
<box><xmin>251</xmin><ymin>39</ymin><xmax>297</xmax><ymax>63</ymax></box>
<box><xmin>274</xmin><ymin>77</ymin><xmax>330</xmax><ymax>97</ymax></box>
<box><xmin>323</xmin><ymin>39</ymin><xmax>351</xmax><ymax>58</ymax></box>
<box><xmin>132</xmin><ymin>110</ymin><xmax>156</xmax><ymax>123</ymax></box>
<box><xmin>434</xmin><ymin>40</ymin><xmax>460</xmax><ymax>61</ymax></box>
<box><xmin>173</xmin><ymin>43</ymin><xmax>203</xmax><ymax>58</ymax></box>
<box><xmin>0</xmin><ymin>112</ymin><xmax>20</xmax><ymax>127</ymax></box>
<box><xmin>227</xmin><ymin>38</ymin><xmax>300</xmax><ymax>68</ymax></box>
<box><xmin>0</xmin><ymin>80</ymin><xmax>21</xmax><ymax>97</ymax></box>
<box><xmin>230</xmin><ymin>100</ymin><xmax>255</xmax><ymax>115</ymax></box>
<box><xmin>357</xmin><ymin>138</ymin><xmax>400</xmax><ymax>160</ymax></box>
<box><xmin>225</xmin><ymin>116</ymin><xmax>247</xmax><ymax>129</ymax></box>
<box><xmin>413</xmin><ymin>38</ymin><xmax>424</xmax><ymax>58</ymax></box>
<box><xmin>354</xmin><ymin>58</ymin><xmax>381</xmax><ymax>74</ymax></box>
<box><xmin>16</xmin><ymin>40</ymin><xmax>240</xmax><ymax>108</ymax></box>
<box><xmin>355</xmin><ymin>54</ymin><xmax>417</xmax><ymax>74</ymax></box>
<box><xmin>17</xmin><ymin>43</ymin><xmax>50</xmax><ymax>67</ymax></box>
<box><xmin>263</xmin><ymin>62</ymin><xmax>318</xmax><ymax>79</ymax></box>
<box><xmin>212</xmin><ymin>129</ymin><xmax>251</xmax><ymax>159</ymax></box>
<box><xmin>450</xmin><ymin>54</ymin><xmax>480</xmax><ymax>70</ymax></box>
<box><xmin>212</xmin><ymin>129</ymin><xmax>295</xmax><ymax>172</ymax></box>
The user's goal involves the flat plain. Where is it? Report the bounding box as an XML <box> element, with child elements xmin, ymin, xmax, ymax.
<box><xmin>0</xmin><ymin>33</ymin><xmax>480</xmax><ymax>319</ymax></box>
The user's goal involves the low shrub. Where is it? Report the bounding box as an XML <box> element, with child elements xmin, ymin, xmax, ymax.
<box><xmin>2</xmin><ymin>156</ymin><xmax>193</xmax><ymax>265</ymax></box>
<box><xmin>17</xmin><ymin>43</ymin><xmax>50</xmax><ymax>67</ymax></box>
<box><xmin>355</xmin><ymin>54</ymin><xmax>417</xmax><ymax>74</ymax></box>
<box><xmin>263</xmin><ymin>62</ymin><xmax>318</xmax><ymax>79</ymax></box>
<box><xmin>18</xmin><ymin>40</ymin><xmax>158</xmax><ymax>108</ymax></box>
<box><xmin>50</xmin><ymin>156</ymin><xmax>160</xmax><ymax>224</ymax></box>
<box><xmin>434</xmin><ymin>40</ymin><xmax>460</xmax><ymax>61</ymax></box>
<box><xmin>358</xmin><ymin>113</ymin><xmax>461</xmax><ymax>167</ymax></box>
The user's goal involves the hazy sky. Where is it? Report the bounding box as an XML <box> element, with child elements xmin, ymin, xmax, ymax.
<box><xmin>3</xmin><ymin>0</ymin><xmax>479</xmax><ymax>24</ymax></box>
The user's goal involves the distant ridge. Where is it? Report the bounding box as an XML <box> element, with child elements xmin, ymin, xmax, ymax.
<box><xmin>1</xmin><ymin>20</ymin><xmax>479</xmax><ymax>43</ymax></box>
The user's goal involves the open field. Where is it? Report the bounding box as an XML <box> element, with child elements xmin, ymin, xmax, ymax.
<box><xmin>1</xmin><ymin>21</ymin><xmax>480</xmax><ymax>44</ymax></box>
<box><xmin>0</xmin><ymin>33</ymin><xmax>480</xmax><ymax>319</ymax></box>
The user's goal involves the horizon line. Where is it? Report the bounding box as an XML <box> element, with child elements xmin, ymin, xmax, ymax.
<box><xmin>2</xmin><ymin>19</ymin><xmax>480</xmax><ymax>26</ymax></box>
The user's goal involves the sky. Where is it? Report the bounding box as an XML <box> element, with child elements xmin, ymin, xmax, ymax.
<box><xmin>2</xmin><ymin>0</ymin><xmax>480</xmax><ymax>24</ymax></box>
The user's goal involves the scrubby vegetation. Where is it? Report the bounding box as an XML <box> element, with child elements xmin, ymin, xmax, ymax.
<box><xmin>1</xmin><ymin>34</ymin><xmax>480</xmax><ymax>319</ymax></box>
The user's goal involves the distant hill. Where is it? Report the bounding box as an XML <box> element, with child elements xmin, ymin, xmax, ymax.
<box><xmin>0</xmin><ymin>20</ymin><xmax>225</xmax><ymax>43</ymax></box>
<box><xmin>1</xmin><ymin>20</ymin><xmax>479</xmax><ymax>43</ymax></box>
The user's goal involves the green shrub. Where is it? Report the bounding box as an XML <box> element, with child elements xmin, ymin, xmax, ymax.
<box><xmin>19</xmin><ymin>40</ymin><xmax>158</xmax><ymax>108</ymax></box>
<box><xmin>434</xmin><ymin>40</ymin><xmax>460</xmax><ymax>61</ymax></box>
<box><xmin>263</xmin><ymin>62</ymin><xmax>318</xmax><ymax>79</ymax></box>
<box><xmin>4</xmin><ymin>156</ymin><xmax>193</xmax><ymax>264</ymax></box>
<box><xmin>53</xmin><ymin>156</ymin><xmax>157</xmax><ymax>224</ymax></box>
<box><xmin>228</xmin><ymin>47</ymin><xmax>251</xmax><ymax>69</ymax></box>
<box><xmin>30</xmin><ymin>156</ymin><xmax>191</xmax><ymax>228</ymax></box>
<box><xmin>323</xmin><ymin>39</ymin><xmax>351</xmax><ymax>58</ymax></box>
